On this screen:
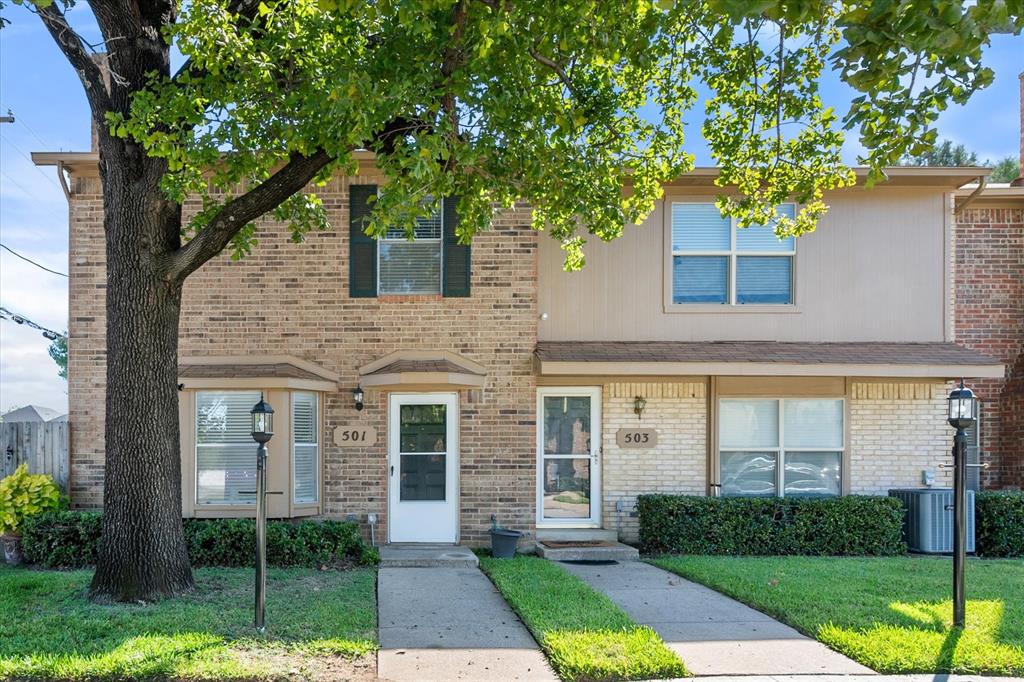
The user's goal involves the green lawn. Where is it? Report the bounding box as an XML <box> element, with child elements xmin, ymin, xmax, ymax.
<box><xmin>479</xmin><ymin>555</ymin><xmax>687</xmax><ymax>681</ymax></box>
<box><xmin>649</xmin><ymin>555</ymin><xmax>1024</xmax><ymax>675</ymax></box>
<box><xmin>0</xmin><ymin>565</ymin><xmax>377</xmax><ymax>681</ymax></box>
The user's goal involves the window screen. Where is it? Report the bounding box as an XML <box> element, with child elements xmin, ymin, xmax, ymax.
<box><xmin>672</xmin><ymin>203</ymin><xmax>795</xmax><ymax>305</ymax></box>
<box><xmin>293</xmin><ymin>392</ymin><xmax>319</xmax><ymax>504</ymax></box>
<box><xmin>196</xmin><ymin>391</ymin><xmax>261</xmax><ymax>505</ymax></box>
<box><xmin>719</xmin><ymin>398</ymin><xmax>843</xmax><ymax>497</ymax></box>
<box><xmin>378</xmin><ymin>201</ymin><xmax>443</xmax><ymax>294</ymax></box>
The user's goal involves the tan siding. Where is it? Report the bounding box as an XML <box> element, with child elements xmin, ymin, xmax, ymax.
<box><xmin>538</xmin><ymin>187</ymin><xmax>948</xmax><ymax>342</ymax></box>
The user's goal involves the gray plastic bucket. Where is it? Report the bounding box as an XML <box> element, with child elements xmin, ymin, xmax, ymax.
<box><xmin>490</xmin><ymin>528</ymin><xmax>522</xmax><ymax>558</ymax></box>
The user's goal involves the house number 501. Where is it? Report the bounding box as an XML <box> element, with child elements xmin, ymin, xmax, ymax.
<box><xmin>333</xmin><ymin>426</ymin><xmax>377</xmax><ymax>447</ymax></box>
<box><xmin>615</xmin><ymin>428</ymin><xmax>658</xmax><ymax>449</ymax></box>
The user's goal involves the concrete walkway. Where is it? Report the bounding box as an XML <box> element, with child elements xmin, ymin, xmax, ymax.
<box><xmin>377</xmin><ymin>566</ymin><xmax>556</xmax><ymax>681</ymax></box>
<box><xmin>559</xmin><ymin>560</ymin><xmax>875</xmax><ymax>676</ymax></box>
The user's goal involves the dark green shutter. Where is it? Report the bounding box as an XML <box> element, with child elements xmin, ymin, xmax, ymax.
<box><xmin>442</xmin><ymin>195</ymin><xmax>471</xmax><ymax>297</ymax></box>
<box><xmin>349</xmin><ymin>184</ymin><xmax>377</xmax><ymax>298</ymax></box>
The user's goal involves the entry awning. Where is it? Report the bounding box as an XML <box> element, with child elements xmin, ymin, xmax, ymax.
<box><xmin>178</xmin><ymin>355</ymin><xmax>340</xmax><ymax>391</ymax></box>
<box><xmin>534</xmin><ymin>341</ymin><xmax>1004</xmax><ymax>379</ymax></box>
<box><xmin>359</xmin><ymin>351</ymin><xmax>487</xmax><ymax>389</ymax></box>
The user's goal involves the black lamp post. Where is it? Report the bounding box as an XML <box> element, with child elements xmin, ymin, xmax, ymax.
<box><xmin>251</xmin><ymin>395</ymin><xmax>274</xmax><ymax>632</ymax></box>
<box><xmin>946</xmin><ymin>381</ymin><xmax>977</xmax><ymax>629</ymax></box>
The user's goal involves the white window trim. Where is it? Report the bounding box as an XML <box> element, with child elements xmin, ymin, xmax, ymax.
<box><xmin>664</xmin><ymin>199</ymin><xmax>799</xmax><ymax>312</ymax></box>
<box><xmin>377</xmin><ymin>200</ymin><xmax>444</xmax><ymax>296</ymax></box>
<box><xmin>291</xmin><ymin>391</ymin><xmax>321</xmax><ymax>506</ymax></box>
<box><xmin>718</xmin><ymin>397</ymin><xmax>844</xmax><ymax>498</ymax></box>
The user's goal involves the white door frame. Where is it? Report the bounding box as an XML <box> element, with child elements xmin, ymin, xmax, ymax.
<box><xmin>536</xmin><ymin>387</ymin><xmax>602</xmax><ymax>528</ymax></box>
<box><xmin>388</xmin><ymin>392</ymin><xmax>459</xmax><ymax>543</ymax></box>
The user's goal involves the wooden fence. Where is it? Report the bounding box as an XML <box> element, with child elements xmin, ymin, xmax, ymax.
<box><xmin>1</xmin><ymin>421</ymin><xmax>70</xmax><ymax>491</ymax></box>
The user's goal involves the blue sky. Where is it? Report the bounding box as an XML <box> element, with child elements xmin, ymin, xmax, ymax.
<box><xmin>0</xmin><ymin>7</ymin><xmax>1021</xmax><ymax>412</ymax></box>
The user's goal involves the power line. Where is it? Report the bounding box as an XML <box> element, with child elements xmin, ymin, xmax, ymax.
<box><xmin>0</xmin><ymin>306</ymin><xmax>66</xmax><ymax>341</ymax></box>
<box><xmin>0</xmin><ymin>168</ymin><xmax>44</xmax><ymax>201</ymax></box>
<box><xmin>0</xmin><ymin>131</ymin><xmax>64</xmax><ymax>192</ymax></box>
<box><xmin>0</xmin><ymin>243</ymin><xmax>68</xmax><ymax>277</ymax></box>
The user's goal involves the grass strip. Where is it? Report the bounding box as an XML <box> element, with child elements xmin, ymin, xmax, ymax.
<box><xmin>649</xmin><ymin>555</ymin><xmax>1024</xmax><ymax>676</ymax></box>
<box><xmin>479</xmin><ymin>555</ymin><xmax>687</xmax><ymax>681</ymax></box>
<box><xmin>0</xmin><ymin>565</ymin><xmax>377</xmax><ymax>680</ymax></box>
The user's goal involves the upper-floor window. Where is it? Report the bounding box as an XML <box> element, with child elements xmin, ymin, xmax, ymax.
<box><xmin>719</xmin><ymin>398</ymin><xmax>843</xmax><ymax>497</ymax></box>
<box><xmin>671</xmin><ymin>203</ymin><xmax>795</xmax><ymax>305</ymax></box>
<box><xmin>378</xmin><ymin>200</ymin><xmax>443</xmax><ymax>295</ymax></box>
<box><xmin>349</xmin><ymin>186</ymin><xmax>471</xmax><ymax>298</ymax></box>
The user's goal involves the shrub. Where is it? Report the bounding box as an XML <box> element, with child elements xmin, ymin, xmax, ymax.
<box><xmin>20</xmin><ymin>509</ymin><xmax>102</xmax><ymax>567</ymax></box>
<box><xmin>976</xmin><ymin>491</ymin><xmax>1024</xmax><ymax>558</ymax></box>
<box><xmin>22</xmin><ymin>512</ymin><xmax>378</xmax><ymax>568</ymax></box>
<box><xmin>637</xmin><ymin>494</ymin><xmax>906</xmax><ymax>556</ymax></box>
<box><xmin>0</xmin><ymin>463</ymin><xmax>63</xmax><ymax>537</ymax></box>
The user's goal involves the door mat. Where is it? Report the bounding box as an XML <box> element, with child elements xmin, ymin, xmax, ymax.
<box><xmin>539</xmin><ymin>540</ymin><xmax>616</xmax><ymax>548</ymax></box>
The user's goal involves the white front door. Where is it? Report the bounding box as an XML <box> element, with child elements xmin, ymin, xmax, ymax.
<box><xmin>388</xmin><ymin>393</ymin><xmax>459</xmax><ymax>543</ymax></box>
<box><xmin>537</xmin><ymin>387</ymin><xmax>602</xmax><ymax>527</ymax></box>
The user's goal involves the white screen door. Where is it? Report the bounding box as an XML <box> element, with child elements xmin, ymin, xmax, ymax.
<box><xmin>389</xmin><ymin>393</ymin><xmax>459</xmax><ymax>543</ymax></box>
<box><xmin>537</xmin><ymin>387</ymin><xmax>601</xmax><ymax>527</ymax></box>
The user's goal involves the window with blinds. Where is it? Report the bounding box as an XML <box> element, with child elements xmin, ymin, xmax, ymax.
<box><xmin>671</xmin><ymin>203</ymin><xmax>795</xmax><ymax>305</ymax></box>
<box><xmin>378</xmin><ymin>200</ymin><xmax>443</xmax><ymax>294</ymax></box>
<box><xmin>196</xmin><ymin>390</ymin><xmax>262</xmax><ymax>505</ymax></box>
<box><xmin>719</xmin><ymin>398</ymin><xmax>843</xmax><ymax>497</ymax></box>
<box><xmin>293</xmin><ymin>392</ymin><xmax>319</xmax><ymax>504</ymax></box>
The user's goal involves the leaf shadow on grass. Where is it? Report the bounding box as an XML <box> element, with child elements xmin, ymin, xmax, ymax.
<box><xmin>0</xmin><ymin>567</ymin><xmax>378</xmax><ymax>681</ymax></box>
<box><xmin>819</xmin><ymin>599</ymin><xmax>1023</xmax><ymax>675</ymax></box>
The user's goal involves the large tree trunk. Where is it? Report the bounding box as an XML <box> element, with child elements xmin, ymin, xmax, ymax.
<box><xmin>89</xmin><ymin>141</ymin><xmax>193</xmax><ymax>601</ymax></box>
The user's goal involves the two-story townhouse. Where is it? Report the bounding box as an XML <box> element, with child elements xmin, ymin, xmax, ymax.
<box><xmin>954</xmin><ymin>72</ymin><xmax>1024</xmax><ymax>493</ymax></box>
<box><xmin>36</xmin><ymin>138</ymin><xmax>1017</xmax><ymax>548</ymax></box>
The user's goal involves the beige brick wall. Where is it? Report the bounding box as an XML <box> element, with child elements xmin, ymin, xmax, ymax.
<box><xmin>66</xmin><ymin>172</ymin><xmax>539</xmax><ymax>545</ymax></box>
<box><xmin>848</xmin><ymin>381</ymin><xmax>953</xmax><ymax>494</ymax></box>
<box><xmin>601</xmin><ymin>382</ymin><xmax>707</xmax><ymax>542</ymax></box>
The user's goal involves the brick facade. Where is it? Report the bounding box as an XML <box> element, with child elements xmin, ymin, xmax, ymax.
<box><xmin>600</xmin><ymin>382</ymin><xmax>707</xmax><ymax>542</ymax></box>
<box><xmin>955</xmin><ymin>207</ymin><xmax>1024</xmax><ymax>489</ymax></box>
<box><xmin>848</xmin><ymin>382</ymin><xmax>953</xmax><ymax>494</ymax></box>
<box><xmin>66</xmin><ymin>172</ymin><xmax>540</xmax><ymax>545</ymax></box>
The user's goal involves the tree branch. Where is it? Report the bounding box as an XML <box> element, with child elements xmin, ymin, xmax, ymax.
<box><xmin>36</xmin><ymin>3</ymin><xmax>113</xmax><ymax>115</ymax></box>
<box><xmin>528</xmin><ymin>42</ymin><xmax>580</xmax><ymax>100</ymax></box>
<box><xmin>164</xmin><ymin>149</ymin><xmax>333</xmax><ymax>282</ymax></box>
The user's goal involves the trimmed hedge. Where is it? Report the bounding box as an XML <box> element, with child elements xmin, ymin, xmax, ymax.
<box><xmin>637</xmin><ymin>494</ymin><xmax>906</xmax><ymax>556</ymax></box>
<box><xmin>976</xmin><ymin>491</ymin><xmax>1024</xmax><ymax>558</ymax></box>
<box><xmin>21</xmin><ymin>511</ymin><xmax>379</xmax><ymax>568</ymax></box>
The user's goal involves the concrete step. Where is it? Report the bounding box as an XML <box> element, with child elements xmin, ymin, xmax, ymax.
<box><xmin>379</xmin><ymin>544</ymin><xmax>479</xmax><ymax>568</ymax></box>
<box><xmin>535</xmin><ymin>527</ymin><xmax>619</xmax><ymax>543</ymax></box>
<box><xmin>535</xmin><ymin>540</ymin><xmax>640</xmax><ymax>562</ymax></box>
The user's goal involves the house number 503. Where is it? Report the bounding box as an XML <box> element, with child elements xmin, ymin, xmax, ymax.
<box><xmin>333</xmin><ymin>426</ymin><xmax>377</xmax><ymax>447</ymax></box>
<box><xmin>615</xmin><ymin>428</ymin><xmax>658</xmax><ymax>449</ymax></box>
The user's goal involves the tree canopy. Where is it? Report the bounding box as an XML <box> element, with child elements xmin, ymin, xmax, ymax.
<box><xmin>18</xmin><ymin>0</ymin><xmax>1020</xmax><ymax>270</ymax></box>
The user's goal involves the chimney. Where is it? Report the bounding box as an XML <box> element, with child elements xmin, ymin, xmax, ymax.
<box><xmin>1013</xmin><ymin>71</ymin><xmax>1024</xmax><ymax>187</ymax></box>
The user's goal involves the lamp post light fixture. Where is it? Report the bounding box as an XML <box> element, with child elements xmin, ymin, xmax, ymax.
<box><xmin>250</xmin><ymin>395</ymin><xmax>274</xmax><ymax>632</ymax></box>
<box><xmin>352</xmin><ymin>386</ymin><xmax>365</xmax><ymax>411</ymax></box>
<box><xmin>946</xmin><ymin>381</ymin><xmax>978</xmax><ymax>629</ymax></box>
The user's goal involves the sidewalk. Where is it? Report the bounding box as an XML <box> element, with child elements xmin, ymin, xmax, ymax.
<box><xmin>377</xmin><ymin>566</ymin><xmax>556</xmax><ymax>681</ymax></box>
<box><xmin>559</xmin><ymin>560</ymin><xmax>874</xmax><ymax>676</ymax></box>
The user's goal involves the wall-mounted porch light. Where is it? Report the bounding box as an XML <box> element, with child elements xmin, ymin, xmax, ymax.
<box><xmin>352</xmin><ymin>386</ymin><xmax>365</xmax><ymax>411</ymax></box>
<box><xmin>633</xmin><ymin>396</ymin><xmax>646</xmax><ymax>420</ymax></box>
